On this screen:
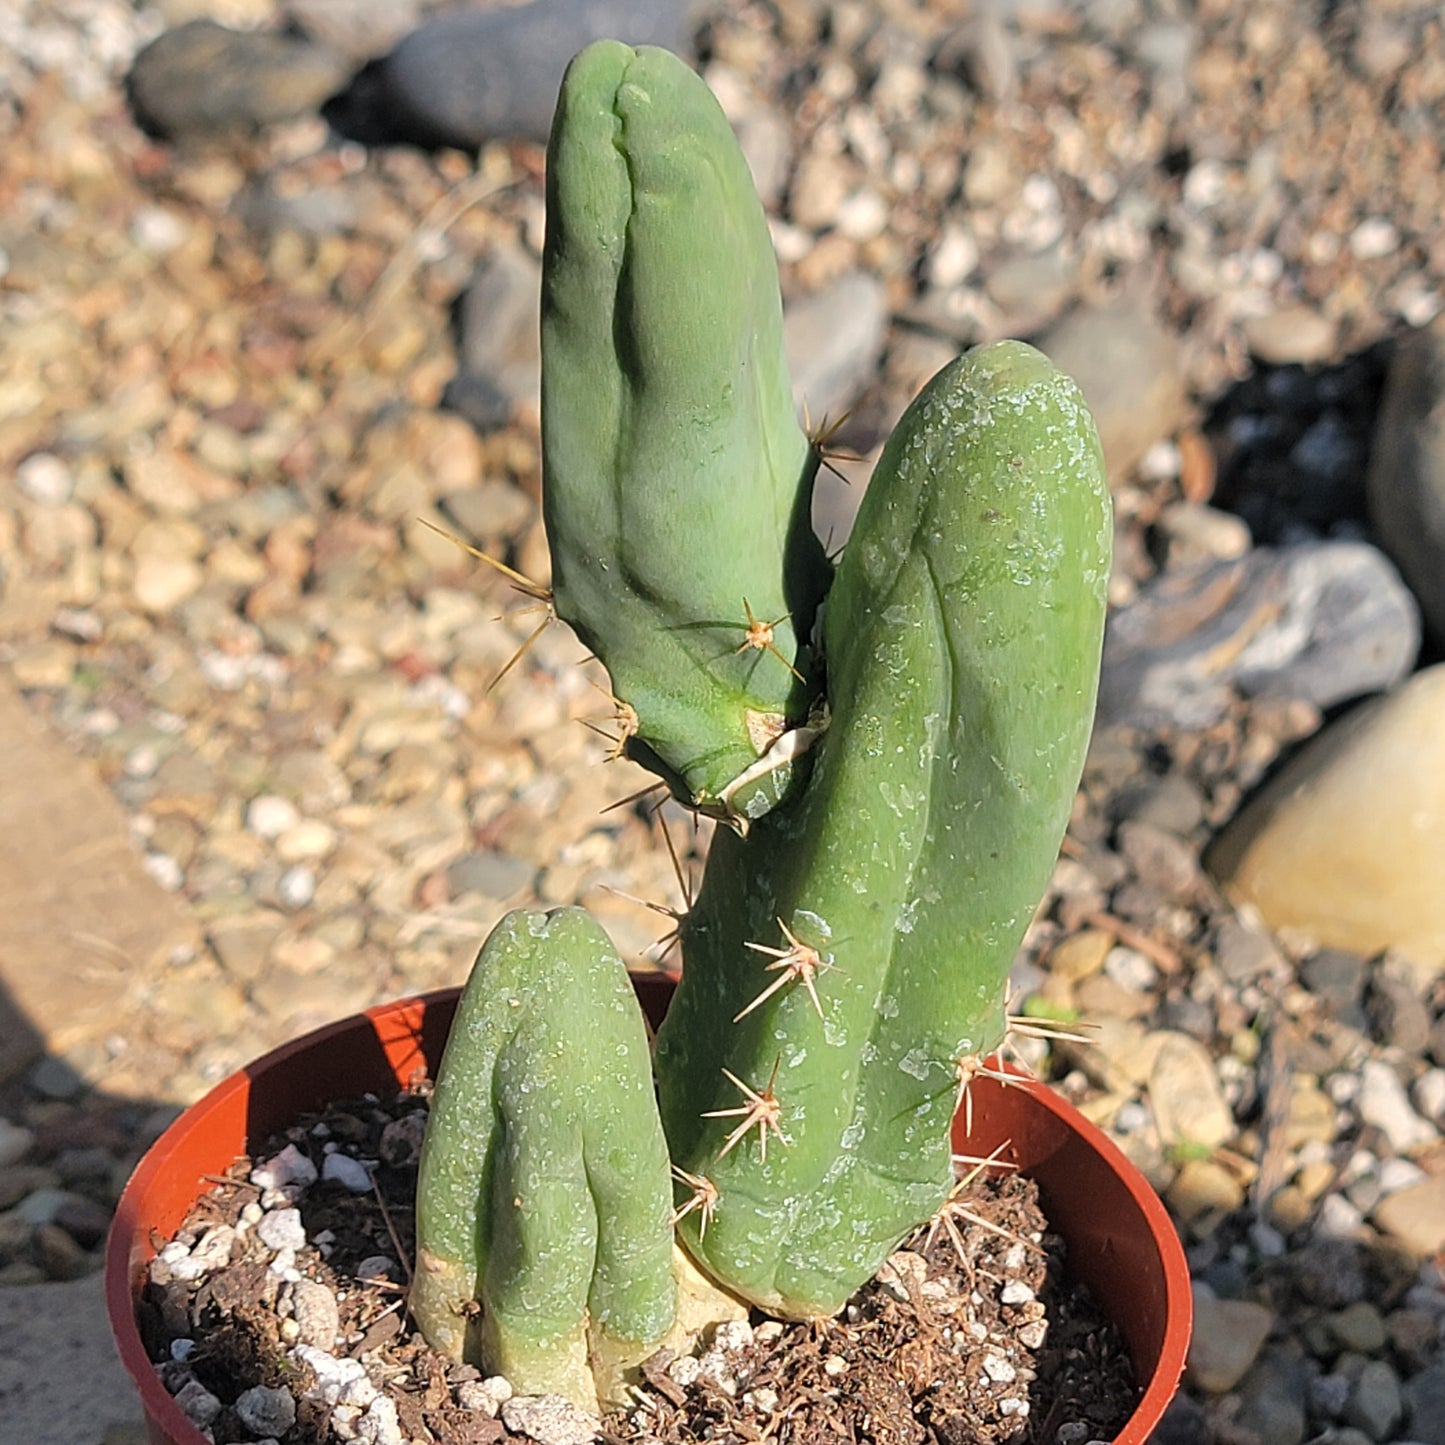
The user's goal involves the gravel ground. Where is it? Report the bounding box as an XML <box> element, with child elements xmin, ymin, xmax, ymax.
<box><xmin>2</xmin><ymin>3</ymin><xmax>1444</xmax><ymax>1445</ymax></box>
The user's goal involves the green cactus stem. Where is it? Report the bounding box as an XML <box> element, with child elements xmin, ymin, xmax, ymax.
<box><xmin>413</xmin><ymin>908</ymin><xmax>677</xmax><ymax>1410</ymax></box>
<box><xmin>653</xmin><ymin>340</ymin><xmax>1112</xmax><ymax>1317</ymax></box>
<box><xmin>540</xmin><ymin>41</ymin><xmax>830</xmax><ymax>821</ymax></box>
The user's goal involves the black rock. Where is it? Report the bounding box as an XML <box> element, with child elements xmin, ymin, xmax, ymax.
<box><xmin>1299</xmin><ymin>947</ymin><xmax>1368</xmax><ymax>1015</ymax></box>
<box><xmin>367</xmin><ymin>0</ymin><xmax>694</xmax><ymax>150</ymax></box>
<box><xmin>1366</xmin><ymin>970</ymin><xmax>1432</xmax><ymax>1053</ymax></box>
<box><xmin>128</xmin><ymin>20</ymin><xmax>352</xmax><ymax>139</ymax></box>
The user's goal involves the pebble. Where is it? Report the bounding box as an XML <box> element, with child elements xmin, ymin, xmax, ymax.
<box><xmin>293</xmin><ymin>1344</ymin><xmax>377</xmax><ymax>1408</ymax></box>
<box><xmin>1208</xmin><ymin>666</ymin><xmax>1445</xmax><ymax>967</ymax></box>
<box><xmin>1373</xmin><ymin>1175</ymin><xmax>1445</xmax><ymax>1257</ymax></box>
<box><xmin>1187</xmin><ymin>1294</ymin><xmax>1274</xmax><ymax>1393</ymax></box>
<box><xmin>321</xmin><ymin>1151</ymin><xmax>372</xmax><ymax>1193</ymax></box>
<box><xmin>501</xmin><ymin>1393</ymin><xmax>600</xmax><ymax>1445</ymax></box>
<box><xmin>251</xmin><ymin>1144</ymin><xmax>318</xmax><ymax>1192</ymax></box>
<box><xmin>452</xmin><ymin>246</ymin><xmax>542</xmax><ymax>416</ymax></box>
<box><xmin>256</xmin><ymin>1207</ymin><xmax>308</xmax><ymax>1253</ymax></box>
<box><xmin>1148</xmin><ymin>1032</ymin><xmax>1234</xmax><ymax>1149</ymax></box>
<box><xmin>0</xmin><ymin>1122</ymin><xmax>35</xmax><ymax>1170</ymax></box>
<box><xmin>287</xmin><ymin>1277</ymin><xmax>340</xmax><ymax>1350</ymax></box>
<box><xmin>1357</xmin><ymin>1063</ymin><xmax>1437</xmax><ymax>1155</ymax></box>
<box><xmin>1100</xmin><ymin>541</ymin><xmax>1420</xmax><ymax>731</ymax></box>
<box><xmin>247</xmin><ymin>794</ymin><xmax>302</xmax><ymax>840</ymax></box>
<box><xmin>784</xmin><ymin>270</ymin><xmax>889</xmax><ymax>425</ymax></box>
<box><xmin>1037</xmin><ymin>297</ymin><xmax>1190</xmax><ymax>483</ymax></box>
<box><xmin>236</xmin><ymin>1384</ymin><xmax>297</xmax><ymax>1437</ymax></box>
<box><xmin>174</xmin><ymin>1378</ymin><xmax>223</xmax><ymax>1427</ymax></box>
<box><xmin>128</xmin><ymin>20</ymin><xmax>351</xmax><ymax>139</ymax></box>
<box><xmin>1345</xmin><ymin>1359</ymin><xmax>1403</xmax><ymax>1440</ymax></box>
<box><xmin>373</xmin><ymin>0</ymin><xmax>690</xmax><ymax>148</ymax></box>
<box><xmin>1242</xmin><ymin>306</ymin><xmax>1338</xmax><ymax>367</ymax></box>
<box><xmin>16</xmin><ymin>453</ymin><xmax>73</xmax><ymax>507</ymax></box>
<box><xmin>1367</xmin><ymin>314</ymin><xmax>1445</xmax><ymax>642</ymax></box>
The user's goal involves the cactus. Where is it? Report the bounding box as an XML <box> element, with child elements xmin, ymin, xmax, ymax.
<box><xmin>540</xmin><ymin>39</ymin><xmax>830</xmax><ymax>823</ymax></box>
<box><xmin>414</xmin><ymin>40</ymin><xmax>1110</xmax><ymax>1411</ymax></box>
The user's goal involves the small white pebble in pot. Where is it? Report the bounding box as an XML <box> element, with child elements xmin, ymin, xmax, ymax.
<box><xmin>251</xmin><ymin>1143</ymin><xmax>317</xmax><ymax>1192</ymax></box>
<box><xmin>256</xmin><ymin>1207</ymin><xmax>307</xmax><ymax>1252</ymax></box>
<box><xmin>322</xmin><ymin>1150</ymin><xmax>374</xmax><ymax>1192</ymax></box>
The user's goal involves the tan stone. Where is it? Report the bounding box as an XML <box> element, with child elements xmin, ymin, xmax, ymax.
<box><xmin>1048</xmin><ymin>927</ymin><xmax>1113</xmax><ymax>982</ymax></box>
<box><xmin>1149</xmin><ymin>1031</ymin><xmax>1235</xmax><ymax>1148</ymax></box>
<box><xmin>1207</xmin><ymin>666</ymin><xmax>1445</xmax><ymax>972</ymax></box>
<box><xmin>1373</xmin><ymin>1173</ymin><xmax>1445</xmax><ymax>1257</ymax></box>
<box><xmin>0</xmin><ymin>678</ymin><xmax>200</xmax><ymax>1082</ymax></box>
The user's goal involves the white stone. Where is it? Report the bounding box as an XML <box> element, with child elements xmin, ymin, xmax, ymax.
<box><xmin>278</xmin><ymin>865</ymin><xmax>317</xmax><ymax>908</ymax></box>
<box><xmin>1359</xmin><ymin>1061</ymin><xmax>1438</xmax><ymax>1154</ymax></box>
<box><xmin>247</xmin><ymin>794</ymin><xmax>302</xmax><ymax>840</ymax></box>
<box><xmin>293</xmin><ymin>1344</ymin><xmax>376</xmax><ymax>1408</ymax></box>
<box><xmin>257</xmin><ymin>1207</ymin><xmax>307</xmax><ymax>1252</ymax></box>
<box><xmin>251</xmin><ymin>1143</ymin><xmax>318</xmax><ymax>1191</ymax></box>
<box><xmin>16</xmin><ymin>453</ymin><xmax>73</xmax><ymax>506</ymax></box>
<box><xmin>1413</xmin><ymin>1068</ymin><xmax>1445</xmax><ymax>1124</ymax></box>
<box><xmin>501</xmin><ymin>1394</ymin><xmax>600</xmax><ymax>1445</ymax></box>
<box><xmin>322</xmin><ymin>1152</ymin><xmax>373</xmax><ymax>1193</ymax></box>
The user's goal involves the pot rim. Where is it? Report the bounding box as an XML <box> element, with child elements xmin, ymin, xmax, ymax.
<box><xmin>106</xmin><ymin>984</ymin><xmax>1191</xmax><ymax>1445</ymax></box>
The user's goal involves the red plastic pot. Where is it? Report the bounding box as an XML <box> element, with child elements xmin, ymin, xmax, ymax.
<box><xmin>107</xmin><ymin>979</ymin><xmax>1192</xmax><ymax>1445</ymax></box>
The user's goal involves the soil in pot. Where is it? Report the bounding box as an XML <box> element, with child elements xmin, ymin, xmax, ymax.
<box><xmin>135</xmin><ymin>1079</ymin><xmax>1139</xmax><ymax>1445</ymax></box>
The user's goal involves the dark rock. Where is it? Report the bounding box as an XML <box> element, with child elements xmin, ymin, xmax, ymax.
<box><xmin>1234</xmin><ymin>1349</ymin><xmax>1309</xmax><ymax>1445</ymax></box>
<box><xmin>128</xmin><ymin>21</ymin><xmax>351</xmax><ymax>140</ymax></box>
<box><xmin>1403</xmin><ymin>1365</ymin><xmax>1445</xmax><ymax>1445</ymax></box>
<box><xmin>1366</xmin><ymin>971</ymin><xmax>1432</xmax><ymax>1054</ymax></box>
<box><xmin>1157</xmin><ymin>993</ymin><xmax>1216</xmax><ymax>1041</ymax></box>
<box><xmin>1430</xmin><ymin>1010</ymin><xmax>1445</xmax><ymax>1068</ymax></box>
<box><xmin>1366</xmin><ymin>316</ymin><xmax>1445</xmax><ymax>643</ymax></box>
<box><xmin>372</xmin><ymin>0</ymin><xmax>693</xmax><ymax>150</ymax></box>
<box><xmin>1098</xmin><ymin>541</ymin><xmax>1419</xmax><ymax>731</ymax></box>
<box><xmin>440</xmin><ymin>373</ymin><xmax>515</xmax><ymax>435</ymax></box>
<box><xmin>1299</xmin><ymin>948</ymin><xmax>1368</xmax><ymax>1015</ymax></box>
<box><xmin>454</xmin><ymin>247</ymin><xmax>542</xmax><ymax>409</ymax></box>
<box><xmin>1148</xmin><ymin>1392</ymin><xmax>1210</xmax><ymax>1445</ymax></box>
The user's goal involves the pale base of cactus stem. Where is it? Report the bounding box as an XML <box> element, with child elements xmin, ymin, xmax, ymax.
<box><xmin>412</xmin><ymin>1242</ymin><xmax>748</xmax><ymax>1414</ymax></box>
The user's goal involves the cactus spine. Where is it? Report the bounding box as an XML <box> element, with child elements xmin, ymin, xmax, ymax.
<box><xmin>413</xmin><ymin>40</ymin><xmax>1111</xmax><ymax>1407</ymax></box>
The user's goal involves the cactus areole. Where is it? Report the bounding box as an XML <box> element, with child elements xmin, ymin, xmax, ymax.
<box><xmin>414</xmin><ymin>40</ymin><xmax>1112</xmax><ymax>1412</ymax></box>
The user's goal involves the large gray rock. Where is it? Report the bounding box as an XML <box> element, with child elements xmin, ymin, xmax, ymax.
<box><xmin>375</xmin><ymin>0</ymin><xmax>694</xmax><ymax>149</ymax></box>
<box><xmin>1099</xmin><ymin>540</ymin><xmax>1419</xmax><ymax>730</ymax></box>
<box><xmin>1366</xmin><ymin>316</ymin><xmax>1445</xmax><ymax>643</ymax></box>
<box><xmin>128</xmin><ymin>20</ymin><xmax>352</xmax><ymax>139</ymax></box>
